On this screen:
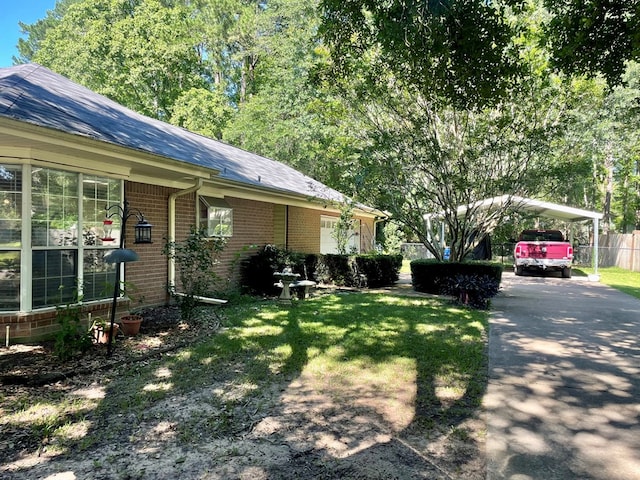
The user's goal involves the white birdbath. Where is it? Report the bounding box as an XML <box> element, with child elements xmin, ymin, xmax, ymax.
<box><xmin>274</xmin><ymin>268</ymin><xmax>300</xmax><ymax>302</ymax></box>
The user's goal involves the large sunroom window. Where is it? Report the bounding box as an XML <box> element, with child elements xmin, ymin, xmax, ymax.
<box><xmin>0</xmin><ymin>164</ymin><xmax>121</xmax><ymax>311</ymax></box>
<box><xmin>0</xmin><ymin>166</ymin><xmax>22</xmax><ymax>310</ymax></box>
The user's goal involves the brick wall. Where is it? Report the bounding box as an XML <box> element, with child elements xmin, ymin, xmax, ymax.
<box><xmin>1</xmin><ymin>300</ymin><xmax>129</xmax><ymax>343</ymax></box>
<box><xmin>216</xmin><ymin>197</ymin><xmax>274</xmax><ymax>285</ymax></box>
<box><xmin>120</xmin><ymin>187</ymin><xmax>279</xmax><ymax>301</ymax></box>
<box><xmin>125</xmin><ymin>182</ymin><xmax>182</xmax><ymax>307</ymax></box>
<box><xmin>288</xmin><ymin>206</ymin><xmax>322</xmax><ymax>253</ymax></box>
<box><xmin>286</xmin><ymin>209</ymin><xmax>377</xmax><ymax>253</ymax></box>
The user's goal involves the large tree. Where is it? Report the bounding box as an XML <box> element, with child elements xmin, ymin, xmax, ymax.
<box><xmin>543</xmin><ymin>0</ymin><xmax>640</xmax><ymax>86</ymax></box>
<box><xmin>319</xmin><ymin>0</ymin><xmax>526</xmax><ymax>110</ymax></box>
<box><xmin>347</xmin><ymin>74</ymin><xmax>567</xmax><ymax>261</ymax></box>
<box><xmin>222</xmin><ymin>0</ymin><xmax>366</xmax><ymax>194</ymax></box>
<box><xmin>29</xmin><ymin>0</ymin><xmax>207</xmax><ymax>120</ymax></box>
<box><xmin>551</xmin><ymin>64</ymin><xmax>640</xmax><ymax>233</ymax></box>
<box><xmin>317</xmin><ymin>1</ymin><xmax>574</xmax><ymax>258</ymax></box>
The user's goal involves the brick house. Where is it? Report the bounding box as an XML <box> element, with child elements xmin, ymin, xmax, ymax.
<box><xmin>0</xmin><ymin>64</ymin><xmax>385</xmax><ymax>342</ymax></box>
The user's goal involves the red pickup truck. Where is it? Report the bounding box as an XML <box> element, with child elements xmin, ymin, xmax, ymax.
<box><xmin>513</xmin><ymin>229</ymin><xmax>573</xmax><ymax>278</ymax></box>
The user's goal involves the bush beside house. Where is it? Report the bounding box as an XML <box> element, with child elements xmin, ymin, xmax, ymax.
<box><xmin>411</xmin><ymin>259</ymin><xmax>503</xmax><ymax>309</ymax></box>
<box><xmin>241</xmin><ymin>246</ymin><xmax>403</xmax><ymax>295</ymax></box>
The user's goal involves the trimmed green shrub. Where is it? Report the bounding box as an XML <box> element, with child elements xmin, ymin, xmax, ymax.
<box><xmin>355</xmin><ymin>254</ymin><xmax>403</xmax><ymax>288</ymax></box>
<box><xmin>240</xmin><ymin>244</ymin><xmax>318</xmax><ymax>295</ymax></box>
<box><xmin>316</xmin><ymin>254</ymin><xmax>355</xmax><ymax>287</ymax></box>
<box><xmin>411</xmin><ymin>259</ymin><xmax>502</xmax><ymax>305</ymax></box>
<box><xmin>439</xmin><ymin>273</ymin><xmax>501</xmax><ymax>309</ymax></box>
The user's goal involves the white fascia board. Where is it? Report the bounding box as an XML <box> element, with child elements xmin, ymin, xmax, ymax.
<box><xmin>424</xmin><ymin>195</ymin><xmax>603</xmax><ymax>222</ymax></box>
<box><xmin>208</xmin><ymin>179</ymin><xmax>385</xmax><ymax>219</ymax></box>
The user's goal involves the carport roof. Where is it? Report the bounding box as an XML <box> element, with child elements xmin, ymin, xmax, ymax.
<box><xmin>454</xmin><ymin>195</ymin><xmax>603</xmax><ymax>222</ymax></box>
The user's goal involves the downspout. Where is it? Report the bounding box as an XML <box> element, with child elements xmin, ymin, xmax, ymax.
<box><xmin>374</xmin><ymin>216</ymin><xmax>386</xmax><ymax>251</ymax></box>
<box><xmin>168</xmin><ymin>179</ymin><xmax>204</xmax><ymax>291</ymax></box>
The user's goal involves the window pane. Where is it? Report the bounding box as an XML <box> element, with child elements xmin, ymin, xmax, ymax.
<box><xmin>208</xmin><ymin>207</ymin><xmax>233</xmax><ymax>237</ymax></box>
<box><xmin>0</xmin><ymin>220</ymin><xmax>21</xmax><ymax>247</ymax></box>
<box><xmin>0</xmin><ymin>166</ymin><xmax>22</xmax><ymax>248</ymax></box>
<box><xmin>83</xmin><ymin>249</ymin><xmax>117</xmax><ymax>301</ymax></box>
<box><xmin>0</xmin><ymin>251</ymin><xmax>20</xmax><ymax>311</ymax></box>
<box><xmin>32</xmin><ymin>250</ymin><xmax>78</xmax><ymax>308</ymax></box>
<box><xmin>82</xmin><ymin>176</ymin><xmax>121</xmax><ymax>246</ymax></box>
<box><xmin>31</xmin><ymin>169</ymin><xmax>78</xmax><ymax>247</ymax></box>
<box><xmin>0</xmin><ymin>165</ymin><xmax>22</xmax><ymax>191</ymax></box>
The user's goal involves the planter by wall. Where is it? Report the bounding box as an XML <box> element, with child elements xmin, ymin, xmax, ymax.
<box><xmin>92</xmin><ymin>323</ymin><xmax>119</xmax><ymax>344</ymax></box>
<box><xmin>119</xmin><ymin>315</ymin><xmax>143</xmax><ymax>336</ymax></box>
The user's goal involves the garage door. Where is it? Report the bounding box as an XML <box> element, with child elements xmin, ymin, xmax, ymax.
<box><xmin>320</xmin><ymin>216</ymin><xmax>359</xmax><ymax>254</ymax></box>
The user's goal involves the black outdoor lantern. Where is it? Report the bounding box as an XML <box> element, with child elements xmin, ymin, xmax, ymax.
<box><xmin>102</xmin><ymin>199</ymin><xmax>152</xmax><ymax>355</ymax></box>
<box><xmin>134</xmin><ymin>218</ymin><xmax>153</xmax><ymax>244</ymax></box>
<box><xmin>104</xmin><ymin>199</ymin><xmax>153</xmax><ymax>248</ymax></box>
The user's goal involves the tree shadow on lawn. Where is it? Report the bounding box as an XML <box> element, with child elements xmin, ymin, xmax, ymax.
<box><xmin>2</xmin><ymin>293</ymin><xmax>488</xmax><ymax>479</ymax></box>
<box><xmin>253</xmin><ymin>293</ymin><xmax>488</xmax><ymax>475</ymax></box>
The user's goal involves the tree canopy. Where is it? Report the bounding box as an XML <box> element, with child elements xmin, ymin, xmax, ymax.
<box><xmin>12</xmin><ymin>0</ymin><xmax>640</xmax><ymax>258</ymax></box>
<box><xmin>319</xmin><ymin>0</ymin><xmax>526</xmax><ymax>110</ymax></box>
<box><xmin>543</xmin><ymin>0</ymin><xmax>640</xmax><ymax>86</ymax></box>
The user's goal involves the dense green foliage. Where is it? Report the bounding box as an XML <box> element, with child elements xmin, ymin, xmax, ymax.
<box><xmin>320</xmin><ymin>0</ymin><xmax>526</xmax><ymax>110</ymax></box>
<box><xmin>354</xmin><ymin>254</ymin><xmax>403</xmax><ymax>288</ymax></box>
<box><xmin>315</xmin><ymin>254</ymin><xmax>355</xmax><ymax>287</ymax></box>
<box><xmin>162</xmin><ymin>227</ymin><xmax>226</xmax><ymax>322</ymax></box>
<box><xmin>239</xmin><ymin>244</ymin><xmax>318</xmax><ymax>296</ymax></box>
<box><xmin>543</xmin><ymin>0</ymin><xmax>640</xmax><ymax>86</ymax></box>
<box><xmin>317</xmin><ymin>253</ymin><xmax>402</xmax><ymax>288</ymax></box>
<box><xmin>410</xmin><ymin>260</ymin><xmax>503</xmax><ymax>304</ymax></box>
<box><xmin>13</xmin><ymin>0</ymin><xmax>640</xmax><ymax>254</ymax></box>
<box><xmin>240</xmin><ymin>246</ymin><xmax>402</xmax><ymax>293</ymax></box>
<box><xmin>54</xmin><ymin>296</ymin><xmax>93</xmax><ymax>361</ymax></box>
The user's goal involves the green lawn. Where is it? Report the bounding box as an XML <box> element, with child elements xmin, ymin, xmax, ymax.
<box><xmin>2</xmin><ymin>292</ymin><xmax>489</xmax><ymax>454</ymax></box>
<box><xmin>578</xmin><ymin>266</ymin><xmax>640</xmax><ymax>300</ymax></box>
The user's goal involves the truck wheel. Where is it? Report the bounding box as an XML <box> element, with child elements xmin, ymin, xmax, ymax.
<box><xmin>515</xmin><ymin>265</ymin><xmax>524</xmax><ymax>276</ymax></box>
<box><xmin>561</xmin><ymin>267</ymin><xmax>572</xmax><ymax>278</ymax></box>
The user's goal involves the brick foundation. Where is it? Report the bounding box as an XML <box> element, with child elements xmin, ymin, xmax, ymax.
<box><xmin>1</xmin><ymin>299</ymin><xmax>130</xmax><ymax>344</ymax></box>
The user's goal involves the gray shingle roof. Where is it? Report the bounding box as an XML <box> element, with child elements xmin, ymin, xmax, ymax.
<box><xmin>0</xmin><ymin>63</ymin><xmax>345</xmax><ymax>204</ymax></box>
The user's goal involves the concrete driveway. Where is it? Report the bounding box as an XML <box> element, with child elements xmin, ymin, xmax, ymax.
<box><xmin>486</xmin><ymin>272</ymin><xmax>640</xmax><ymax>480</ymax></box>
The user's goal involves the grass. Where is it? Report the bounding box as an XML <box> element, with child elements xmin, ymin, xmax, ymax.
<box><xmin>576</xmin><ymin>266</ymin><xmax>640</xmax><ymax>299</ymax></box>
<box><xmin>1</xmin><ymin>292</ymin><xmax>489</xmax><ymax>459</ymax></box>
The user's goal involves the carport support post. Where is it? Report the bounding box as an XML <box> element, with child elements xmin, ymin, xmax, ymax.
<box><xmin>591</xmin><ymin>217</ymin><xmax>600</xmax><ymax>281</ymax></box>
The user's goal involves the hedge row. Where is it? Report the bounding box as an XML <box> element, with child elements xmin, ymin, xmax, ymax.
<box><xmin>240</xmin><ymin>245</ymin><xmax>402</xmax><ymax>295</ymax></box>
<box><xmin>410</xmin><ymin>259</ymin><xmax>503</xmax><ymax>309</ymax></box>
<box><xmin>239</xmin><ymin>245</ymin><xmax>318</xmax><ymax>296</ymax></box>
<box><xmin>410</xmin><ymin>259</ymin><xmax>502</xmax><ymax>293</ymax></box>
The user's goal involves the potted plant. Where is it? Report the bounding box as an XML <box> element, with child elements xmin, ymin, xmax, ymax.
<box><xmin>89</xmin><ymin>315</ymin><xmax>120</xmax><ymax>344</ymax></box>
<box><xmin>119</xmin><ymin>313</ymin><xmax>143</xmax><ymax>336</ymax></box>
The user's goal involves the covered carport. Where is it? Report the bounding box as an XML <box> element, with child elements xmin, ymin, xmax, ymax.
<box><xmin>441</xmin><ymin>195</ymin><xmax>604</xmax><ymax>278</ymax></box>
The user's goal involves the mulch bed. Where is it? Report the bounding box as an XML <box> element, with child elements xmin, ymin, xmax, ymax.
<box><xmin>0</xmin><ymin>305</ymin><xmax>221</xmax><ymax>387</ymax></box>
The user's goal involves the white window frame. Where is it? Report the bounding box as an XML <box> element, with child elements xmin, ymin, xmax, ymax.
<box><xmin>199</xmin><ymin>196</ymin><xmax>233</xmax><ymax>237</ymax></box>
<box><xmin>0</xmin><ymin>162</ymin><xmax>122</xmax><ymax>312</ymax></box>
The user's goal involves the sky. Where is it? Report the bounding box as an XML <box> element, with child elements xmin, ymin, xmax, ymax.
<box><xmin>0</xmin><ymin>0</ymin><xmax>58</xmax><ymax>67</ymax></box>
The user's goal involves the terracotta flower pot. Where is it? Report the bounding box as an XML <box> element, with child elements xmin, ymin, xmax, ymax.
<box><xmin>92</xmin><ymin>323</ymin><xmax>119</xmax><ymax>344</ymax></box>
<box><xmin>119</xmin><ymin>315</ymin><xmax>143</xmax><ymax>336</ymax></box>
